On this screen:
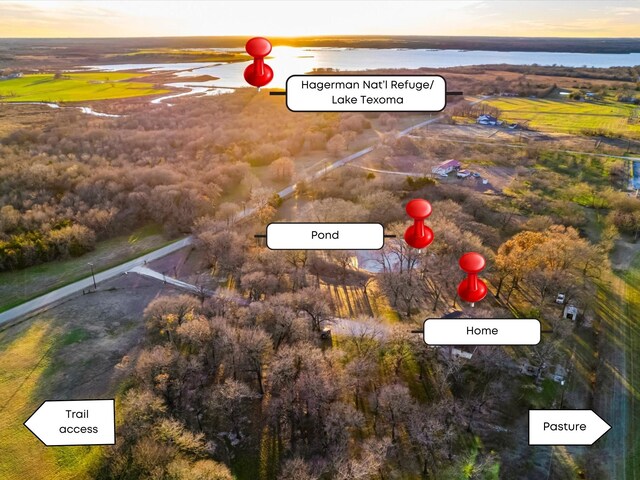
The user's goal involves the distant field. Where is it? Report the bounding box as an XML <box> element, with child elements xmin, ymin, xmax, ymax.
<box><xmin>0</xmin><ymin>224</ymin><xmax>170</xmax><ymax>313</ymax></box>
<box><xmin>0</xmin><ymin>72</ymin><xmax>170</xmax><ymax>103</ymax></box>
<box><xmin>115</xmin><ymin>48</ymin><xmax>251</xmax><ymax>63</ymax></box>
<box><xmin>487</xmin><ymin>97</ymin><xmax>640</xmax><ymax>138</ymax></box>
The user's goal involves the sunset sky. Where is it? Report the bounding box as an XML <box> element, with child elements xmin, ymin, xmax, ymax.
<box><xmin>0</xmin><ymin>0</ymin><xmax>639</xmax><ymax>38</ymax></box>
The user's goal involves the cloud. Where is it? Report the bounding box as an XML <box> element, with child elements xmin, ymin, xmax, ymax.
<box><xmin>0</xmin><ymin>0</ymin><xmax>638</xmax><ymax>38</ymax></box>
<box><xmin>613</xmin><ymin>6</ymin><xmax>640</xmax><ymax>16</ymax></box>
<box><xmin>0</xmin><ymin>1</ymin><xmax>128</xmax><ymax>36</ymax></box>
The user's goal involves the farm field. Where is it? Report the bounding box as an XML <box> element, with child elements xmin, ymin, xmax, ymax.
<box><xmin>487</xmin><ymin>97</ymin><xmax>640</xmax><ymax>138</ymax></box>
<box><xmin>0</xmin><ymin>72</ymin><xmax>169</xmax><ymax>103</ymax></box>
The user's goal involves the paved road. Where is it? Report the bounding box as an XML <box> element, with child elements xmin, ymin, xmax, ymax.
<box><xmin>128</xmin><ymin>266</ymin><xmax>213</xmax><ymax>295</ymax></box>
<box><xmin>0</xmin><ymin>237</ymin><xmax>193</xmax><ymax>327</ymax></box>
<box><xmin>0</xmin><ymin>107</ymin><xmax>455</xmax><ymax>327</ymax></box>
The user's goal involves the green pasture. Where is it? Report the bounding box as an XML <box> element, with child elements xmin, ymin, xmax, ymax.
<box><xmin>0</xmin><ymin>72</ymin><xmax>169</xmax><ymax>103</ymax></box>
<box><xmin>487</xmin><ymin>97</ymin><xmax>640</xmax><ymax>138</ymax></box>
<box><xmin>0</xmin><ymin>321</ymin><xmax>101</xmax><ymax>480</ymax></box>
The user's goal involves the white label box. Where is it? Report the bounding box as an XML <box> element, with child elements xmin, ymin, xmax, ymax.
<box><xmin>24</xmin><ymin>399</ymin><xmax>115</xmax><ymax>446</ymax></box>
<box><xmin>266</xmin><ymin>223</ymin><xmax>384</xmax><ymax>250</ymax></box>
<box><xmin>423</xmin><ymin>318</ymin><xmax>541</xmax><ymax>345</ymax></box>
<box><xmin>286</xmin><ymin>75</ymin><xmax>447</xmax><ymax>112</ymax></box>
<box><xmin>529</xmin><ymin>410</ymin><xmax>611</xmax><ymax>445</ymax></box>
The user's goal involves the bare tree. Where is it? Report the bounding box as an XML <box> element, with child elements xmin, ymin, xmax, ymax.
<box><xmin>207</xmin><ymin>378</ymin><xmax>258</xmax><ymax>439</ymax></box>
<box><xmin>374</xmin><ymin>383</ymin><xmax>415</xmax><ymax>442</ymax></box>
<box><xmin>292</xmin><ymin>287</ymin><xmax>332</xmax><ymax>331</ymax></box>
<box><xmin>234</xmin><ymin>327</ymin><xmax>272</xmax><ymax>394</ymax></box>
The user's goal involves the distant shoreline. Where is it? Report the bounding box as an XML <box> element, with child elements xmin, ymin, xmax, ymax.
<box><xmin>2</xmin><ymin>35</ymin><xmax>640</xmax><ymax>54</ymax></box>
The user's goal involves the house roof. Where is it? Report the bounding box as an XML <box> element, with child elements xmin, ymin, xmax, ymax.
<box><xmin>436</xmin><ymin>159</ymin><xmax>461</xmax><ymax>169</ymax></box>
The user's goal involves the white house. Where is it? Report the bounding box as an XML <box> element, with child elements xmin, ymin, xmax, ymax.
<box><xmin>0</xmin><ymin>72</ymin><xmax>22</xmax><ymax>81</ymax></box>
<box><xmin>432</xmin><ymin>159</ymin><xmax>461</xmax><ymax>176</ymax></box>
<box><xmin>551</xmin><ymin>364</ymin><xmax>567</xmax><ymax>385</ymax></box>
<box><xmin>476</xmin><ymin>114</ymin><xmax>501</xmax><ymax>126</ymax></box>
<box><xmin>450</xmin><ymin>347</ymin><xmax>474</xmax><ymax>360</ymax></box>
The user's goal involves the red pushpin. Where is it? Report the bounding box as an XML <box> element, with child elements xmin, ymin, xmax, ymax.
<box><xmin>404</xmin><ymin>199</ymin><xmax>434</xmax><ymax>249</ymax></box>
<box><xmin>457</xmin><ymin>252</ymin><xmax>488</xmax><ymax>306</ymax></box>
<box><xmin>244</xmin><ymin>37</ymin><xmax>273</xmax><ymax>89</ymax></box>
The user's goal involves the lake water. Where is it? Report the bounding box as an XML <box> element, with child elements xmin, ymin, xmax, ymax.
<box><xmin>87</xmin><ymin>46</ymin><xmax>640</xmax><ymax>90</ymax></box>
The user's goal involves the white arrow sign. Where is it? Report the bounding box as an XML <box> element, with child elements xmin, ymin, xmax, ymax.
<box><xmin>529</xmin><ymin>409</ymin><xmax>611</xmax><ymax>445</ymax></box>
<box><xmin>24</xmin><ymin>399</ymin><xmax>115</xmax><ymax>446</ymax></box>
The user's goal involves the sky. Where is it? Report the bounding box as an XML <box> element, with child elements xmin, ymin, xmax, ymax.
<box><xmin>0</xmin><ymin>1</ymin><xmax>639</xmax><ymax>38</ymax></box>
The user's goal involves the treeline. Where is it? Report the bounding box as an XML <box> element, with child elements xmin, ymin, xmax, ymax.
<box><xmin>0</xmin><ymin>215</ymin><xmax>94</xmax><ymax>270</ymax></box>
<box><xmin>452</xmin><ymin>64</ymin><xmax>640</xmax><ymax>84</ymax></box>
<box><xmin>0</xmin><ymin>91</ymin><xmax>375</xmax><ymax>271</ymax></box>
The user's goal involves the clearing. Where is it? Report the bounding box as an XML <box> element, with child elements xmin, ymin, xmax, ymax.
<box><xmin>0</xmin><ymin>72</ymin><xmax>170</xmax><ymax>103</ymax></box>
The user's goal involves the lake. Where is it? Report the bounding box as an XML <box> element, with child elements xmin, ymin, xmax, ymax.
<box><xmin>87</xmin><ymin>46</ymin><xmax>640</xmax><ymax>90</ymax></box>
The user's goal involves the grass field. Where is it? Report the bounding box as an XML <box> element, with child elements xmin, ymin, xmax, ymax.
<box><xmin>487</xmin><ymin>97</ymin><xmax>640</xmax><ymax>138</ymax></box>
<box><xmin>618</xmin><ymin>254</ymin><xmax>640</xmax><ymax>478</ymax></box>
<box><xmin>0</xmin><ymin>269</ymin><xmax>172</xmax><ymax>480</ymax></box>
<box><xmin>0</xmin><ymin>72</ymin><xmax>169</xmax><ymax>103</ymax></box>
<box><xmin>595</xmin><ymin>251</ymin><xmax>640</xmax><ymax>479</ymax></box>
<box><xmin>0</xmin><ymin>321</ymin><xmax>101</xmax><ymax>480</ymax></box>
<box><xmin>0</xmin><ymin>224</ymin><xmax>170</xmax><ymax>313</ymax></box>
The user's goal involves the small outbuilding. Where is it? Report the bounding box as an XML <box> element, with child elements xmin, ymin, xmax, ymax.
<box><xmin>563</xmin><ymin>304</ymin><xmax>579</xmax><ymax>320</ymax></box>
<box><xmin>551</xmin><ymin>364</ymin><xmax>567</xmax><ymax>385</ymax></box>
<box><xmin>432</xmin><ymin>159</ymin><xmax>461</xmax><ymax>176</ymax></box>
